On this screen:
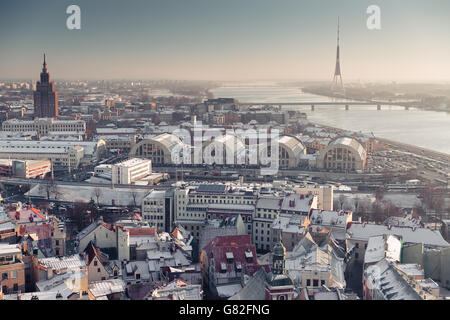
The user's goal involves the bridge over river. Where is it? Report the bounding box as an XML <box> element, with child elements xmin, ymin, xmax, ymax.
<box><xmin>237</xmin><ymin>101</ymin><xmax>414</xmax><ymax>111</ymax></box>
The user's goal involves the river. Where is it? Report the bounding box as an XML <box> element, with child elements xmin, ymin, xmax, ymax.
<box><xmin>211</xmin><ymin>83</ymin><xmax>450</xmax><ymax>155</ymax></box>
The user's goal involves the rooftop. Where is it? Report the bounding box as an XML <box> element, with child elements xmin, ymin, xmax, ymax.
<box><xmin>347</xmin><ymin>223</ymin><xmax>450</xmax><ymax>247</ymax></box>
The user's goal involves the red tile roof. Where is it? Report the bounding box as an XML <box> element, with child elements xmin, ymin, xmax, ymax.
<box><xmin>202</xmin><ymin>235</ymin><xmax>259</xmax><ymax>275</ymax></box>
<box><xmin>127</xmin><ymin>228</ymin><xmax>157</xmax><ymax>236</ymax></box>
<box><xmin>19</xmin><ymin>224</ymin><xmax>51</xmax><ymax>240</ymax></box>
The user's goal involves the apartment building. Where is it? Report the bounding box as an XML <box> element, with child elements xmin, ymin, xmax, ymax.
<box><xmin>2</xmin><ymin>118</ymin><xmax>86</xmax><ymax>137</ymax></box>
<box><xmin>174</xmin><ymin>184</ymin><xmax>258</xmax><ymax>239</ymax></box>
<box><xmin>112</xmin><ymin>158</ymin><xmax>152</xmax><ymax>185</ymax></box>
<box><xmin>253</xmin><ymin>194</ymin><xmax>317</xmax><ymax>251</ymax></box>
<box><xmin>294</xmin><ymin>185</ymin><xmax>333</xmax><ymax>211</ymax></box>
<box><xmin>141</xmin><ymin>189</ymin><xmax>173</xmax><ymax>232</ymax></box>
<box><xmin>0</xmin><ymin>244</ymin><xmax>25</xmax><ymax>294</ymax></box>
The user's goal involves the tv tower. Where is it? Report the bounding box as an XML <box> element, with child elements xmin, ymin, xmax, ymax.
<box><xmin>331</xmin><ymin>17</ymin><xmax>344</xmax><ymax>93</ymax></box>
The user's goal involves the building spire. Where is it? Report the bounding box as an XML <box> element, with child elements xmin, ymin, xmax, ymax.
<box><xmin>43</xmin><ymin>53</ymin><xmax>47</xmax><ymax>71</ymax></box>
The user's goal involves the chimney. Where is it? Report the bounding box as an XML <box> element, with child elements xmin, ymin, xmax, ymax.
<box><xmin>47</xmin><ymin>267</ymin><xmax>53</xmax><ymax>280</ymax></box>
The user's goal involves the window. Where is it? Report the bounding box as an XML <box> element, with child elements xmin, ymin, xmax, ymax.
<box><xmin>321</xmin><ymin>280</ymin><xmax>325</xmax><ymax>286</ymax></box>
<box><xmin>313</xmin><ymin>279</ymin><xmax>319</xmax><ymax>287</ymax></box>
<box><xmin>97</xmin><ymin>268</ymin><xmax>101</xmax><ymax>273</ymax></box>
<box><xmin>94</xmin><ymin>260</ymin><xmax>98</xmax><ymax>266</ymax></box>
<box><xmin>306</xmin><ymin>279</ymin><xmax>311</xmax><ymax>286</ymax></box>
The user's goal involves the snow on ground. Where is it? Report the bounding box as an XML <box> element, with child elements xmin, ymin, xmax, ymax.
<box><xmin>26</xmin><ymin>184</ymin><xmax>150</xmax><ymax>207</ymax></box>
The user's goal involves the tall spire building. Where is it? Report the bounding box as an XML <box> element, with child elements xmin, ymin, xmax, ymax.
<box><xmin>34</xmin><ymin>54</ymin><xmax>59</xmax><ymax>118</ymax></box>
<box><xmin>331</xmin><ymin>17</ymin><xmax>345</xmax><ymax>93</ymax></box>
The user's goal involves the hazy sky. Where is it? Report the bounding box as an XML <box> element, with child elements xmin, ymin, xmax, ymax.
<box><xmin>1</xmin><ymin>0</ymin><xmax>450</xmax><ymax>81</ymax></box>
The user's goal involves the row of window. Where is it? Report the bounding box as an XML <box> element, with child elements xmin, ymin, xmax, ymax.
<box><xmin>1</xmin><ymin>270</ymin><xmax>18</xmax><ymax>280</ymax></box>
<box><xmin>306</xmin><ymin>279</ymin><xmax>326</xmax><ymax>287</ymax></box>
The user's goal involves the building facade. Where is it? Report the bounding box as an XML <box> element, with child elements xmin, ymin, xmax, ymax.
<box><xmin>33</xmin><ymin>55</ymin><xmax>58</xmax><ymax>118</ymax></box>
<box><xmin>0</xmin><ymin>244</ymin><xmax>25</xmax><ymax>294</ymax></box>
<box><xmin>2</xmin><ymin>118</ymin><xmax>86</xmax><ymax>137</ymax></box>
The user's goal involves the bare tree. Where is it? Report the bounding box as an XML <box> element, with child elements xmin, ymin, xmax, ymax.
<box><xmin>131</xmin><ymin>190</ymin><xmax>139</xmax><ymax>209</ymax></box>
<box><xmin>70</xmin><ymin>201</ymin><xmax>89</xmax><ymax>231</ymax></box>
<box><xmin>93</xmin><ymin>187</ymin><xmax>102</xmax><ymax>206</ymax></box>
<box><xmin>338</xmin><ymin>194</ymin><xmax>346</xmax><ymax>211</ymax></box>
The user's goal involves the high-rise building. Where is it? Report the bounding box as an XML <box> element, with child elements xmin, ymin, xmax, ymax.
<box><xmin>34</xmin><ymin>54</ymin><xmax>58</xmax><ymax>118</ymax></box>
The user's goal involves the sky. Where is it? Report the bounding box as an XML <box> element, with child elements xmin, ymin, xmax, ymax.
<box><xmin>1</xmin><ymin>0</ymin><xmax>450</xmax><ymax>81</ymax></box>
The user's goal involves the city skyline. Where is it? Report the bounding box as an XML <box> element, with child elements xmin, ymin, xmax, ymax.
<box><xmin>2</xmin><ymin>0</ymin><xmax>450</xmax><ymax>81</ymax></box>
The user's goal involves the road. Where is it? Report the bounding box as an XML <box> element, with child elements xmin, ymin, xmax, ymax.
<box><xmin>0</xmin><ymin>177</ymin><xmax>170</xmax><ymax>190</ymax></box>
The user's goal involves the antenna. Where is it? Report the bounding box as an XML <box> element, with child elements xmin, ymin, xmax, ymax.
<box><xmin>331</xmin><ymin>17</ymin><xmax>345</xmax><ymax>93</ymax></box>
<box><xmin>337</xmin><ymin>17</ymin><xmax>340</xmax><ymax>45</ymax></box>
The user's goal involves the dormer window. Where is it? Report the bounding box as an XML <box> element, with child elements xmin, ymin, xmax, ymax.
<box><xmin>226</xmin><ymin>252</ymin><xmax>234</xmax><ymax>264</ymax></box>
<box><xmin>245</xmin><ymin>249</ymin><xmax>253</xmax><ymax>263</ymax></box>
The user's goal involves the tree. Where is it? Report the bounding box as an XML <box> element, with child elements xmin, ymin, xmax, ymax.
<box><xmin>372</xmin><ymin>188</ymin><xmax>387</xmax><ymax>223</ymax></box>
<box><xmin>42</xmin><ymin>179</ymin><xmax>61</xmax><ymax>201</ymax></box>
<box><xmin>338</xmin><ymin>194</ymin><xmax>346</xmax><ymax>211</ymax></box>
<box><xmin>70</xmin><ymin>201</ymin><xmax>89</xmax><ymax>231</ymax></box>
<box><xmin>93</xmin><ymin>188</ymin><xmax>102</xmax><ymax>206</ymax></box>
<box><xmin>385</xmin><ymin>200</ymin><xmax>399</xmax><ymax>219</ymax></box>
<box><xmin>357</xmin><ymin>199</ymin><xmax>369</xmax><ymax>222</ymax></box>
<box><xmin>87</xmin><ymin>198</ymin><xmax>99</xmax><ymax>223</ymax></box>
<box><xmin>130</xmin><ymin>190</ymin><xmax>139</xmax><ymax>210</ymax></box>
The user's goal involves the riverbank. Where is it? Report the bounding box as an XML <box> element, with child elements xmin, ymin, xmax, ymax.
<box><xmin>210</xmin><ymin>85</ymin><xmax>450</xmax><ymax>155</ymax></box>
<box><xmin>313</xmin><ymin>121</ymin><xmax>449</xmax><ymax>160</ymax></box>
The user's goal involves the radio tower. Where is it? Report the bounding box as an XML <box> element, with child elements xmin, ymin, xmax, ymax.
<box><xmin>331</xmin><ymin>17</ymin><xmax>344</xmax><ymax>93</ymax></box>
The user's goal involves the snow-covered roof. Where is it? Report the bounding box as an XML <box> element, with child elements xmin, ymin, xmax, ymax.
<box><xmin>365</xmin><ymin>259</ymin><xmax>421</xmax><ymax>300</ymax></box>
<box><xmin>38</xmin><ymin>255</ymin><xmax>86</xmax><ymax>271</ymax></box>
<box><xmin>280</xmin><ymin>193</ymin><xmax>316</xmax><ymax>213</ymax></box>
<box><xmin>89</xmin><ymin>279</ymin><xmax>126</xmax><ymax>298</ymax></box>
<box><xmin>347</xmin><ymin>223</ymin><xmax>449</xmax><ymax>247</ymax></box>
<box><xmin>364</xmin><ymin>235</ymin><xmax>402</xmax><ymax>265</ymax></box>
<box><xmin>310</xmin><ymin>210</ymin><xmax>351</xmax><ymax>229</ymax></box>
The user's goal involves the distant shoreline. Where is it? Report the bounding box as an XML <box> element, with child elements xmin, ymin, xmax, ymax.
<box><xmin>312</xmin><ymin>121</ymin><xmax>450</xmax><ymax>161</ymax></box>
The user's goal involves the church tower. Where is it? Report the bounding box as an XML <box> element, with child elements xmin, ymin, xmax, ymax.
<box><xmin>265</xmin><ymin>236</ymin><xmax>295</xmax><ymax>300</ymax></box>
<box><xmin>272</xmin><ymin>236</ymin><xmax>286</xmax><ymax>275</ymax></box>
